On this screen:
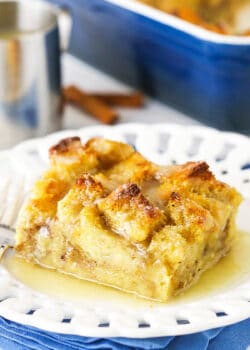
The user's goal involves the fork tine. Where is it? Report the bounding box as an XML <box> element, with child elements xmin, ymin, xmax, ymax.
<box><xmin>0</xmin><ymin>225</ymin><xmax>15</xmax><ymax>247</ymax></box>
<box><xmin>1</xmin><ymin>175</ymin><xmax>26</xmax><ymax>228</ymax></box>
<box><xmin>0</xmin><ymin>176</ymin><xmax>11</xmax><ymax>223</ymax></box>
<box><xmin>0</xmin><ymin>245</ymin><xmax>10</xmax><ymax>261</ymax></box>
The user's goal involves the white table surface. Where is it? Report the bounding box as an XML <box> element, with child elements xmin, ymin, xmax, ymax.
<box><xmin>62</xmin><ymin>53</ymin><xmax>200</xmax><ymax>130</ymax></box>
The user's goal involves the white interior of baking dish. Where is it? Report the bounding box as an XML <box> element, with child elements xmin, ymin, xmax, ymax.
<box><xmin>105</xmin><ymin>0</ymin><xmax>250</xmax><ymax>45</ymax></box>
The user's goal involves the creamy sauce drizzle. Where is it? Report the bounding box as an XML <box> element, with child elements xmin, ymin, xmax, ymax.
<box><xmin>2</xmin><ymin>231</ymin><xmax>250</xmax><ymax>308</ymax></box>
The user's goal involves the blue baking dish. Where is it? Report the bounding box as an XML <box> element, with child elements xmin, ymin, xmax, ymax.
<box><xmin>49</xmin><ymin>0</ymin><xmax>250</xmax><ymax>133</ymax></box>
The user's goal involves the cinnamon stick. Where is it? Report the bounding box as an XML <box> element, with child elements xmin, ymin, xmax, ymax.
<box><xmin>91</xmin><ymin>92</ymin><xmax>144</xmax><ymax>107</ymax></box>
<box><xmin>63</xmin><ymin>86</ymin><xmax>118</xmax><ymax>125</ymax></box>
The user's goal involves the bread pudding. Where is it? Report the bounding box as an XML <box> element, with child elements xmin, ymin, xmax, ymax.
<box><xmin>138</xmin><ymin>0</ymin><xmax>250</xmax><ymax>35</ymax></box>
<box><xmin>15</xmin><ymin>137</ymin><xmax>242</xmax><ymax>301</ymax></box>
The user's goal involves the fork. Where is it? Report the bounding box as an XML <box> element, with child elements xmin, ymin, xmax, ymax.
<box><xmin>0</xmin><ymin>171</ymin><xmax>25</xmax><ymax>252</ymax></box>
<box><xmin>0</xmin><ymin>167</ymin><xmax>23</xmax><ymax>255</ymax></box>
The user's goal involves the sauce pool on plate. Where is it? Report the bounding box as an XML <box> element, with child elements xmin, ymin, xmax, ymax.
<box><xmin>2</xmin><ymin>231</ymin><xmax>250</xmax><ymax>308</ymax></box>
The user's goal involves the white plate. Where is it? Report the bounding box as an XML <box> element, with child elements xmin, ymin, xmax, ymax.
<box><xmin>0</xmin><ymin>123</ymin><xmax>250</xmax><ymax>338</ymax></box>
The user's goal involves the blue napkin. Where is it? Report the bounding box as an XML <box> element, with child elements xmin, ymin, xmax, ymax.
<box><xmin>0</xmin><ymin>316</ymin><xmax>250</xmax><ymax>350</ymax></box>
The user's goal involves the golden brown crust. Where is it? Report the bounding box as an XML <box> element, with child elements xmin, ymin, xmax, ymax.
<box><xmin>162</xmin><ymin>161</ymin><xmax>213</xmax><ymax>181</ymax></box>
<box><xmin>111</xmin><ymin>183</ymin><xmax>161</xmax><ymax>220</ymax></box>
<box><xmin>75</xmin><ymin>174</ymin><xmax>102</xmax><ymax>190</ymax></box>
<box><xmin>186</xmin><ymin>161</ymin><xmax>212</xmax><ymax>179</ymax></box>
<box><xmin>49</xmin><ymin>137</ymin><xmax>81</xmax><ymax>155</ymax></box>
<box><xmin>169</xmin><ymin>191</ymin><xmax>181</xmax><ymax>201</ymax></box>
<box><xmin>113</xmin><ymin>183</ymin><xmax>141</xmax><ymax>199</ymax></box>
<box><xmin>98</xmin><ymin>183</ymin><xmax>165</xmax><ymax>242</ymax></box>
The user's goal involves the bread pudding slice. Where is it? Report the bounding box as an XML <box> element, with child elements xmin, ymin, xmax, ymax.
<box><xmin>15</xmin><ymin>137</ymin><xmax>242</xmax><ymax>301</ymax></box>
